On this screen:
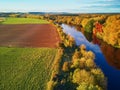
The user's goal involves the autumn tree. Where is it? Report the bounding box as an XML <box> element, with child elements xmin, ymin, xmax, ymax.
<box><xmin>62</xmin><ymin>61</ymin><xmax>70</xmax><ymax>72</ymax></box>
<box><xmin>77</xmin><ymin>82</ymin><xmax>102</xmax><ymax>90</ymax></box>
<box><xmin>102</xmin><ymin>15</ymin><xmax>120</xmax><ymax>47</ymax></box>
<box><xmin>72</xmin><ymin>69</ymin><xmax>95</xmax><ymax>85</ymax></box>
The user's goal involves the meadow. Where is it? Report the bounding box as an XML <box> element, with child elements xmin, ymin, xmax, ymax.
<box><xmin>1</xmin><ymin>17</ymin><xmax>49</xmax><ymax>24</ymax></box>
<box><xmin>0</xmin><ymin>47</ymin><xmax>58</xmax><ymax>90</ymax></box>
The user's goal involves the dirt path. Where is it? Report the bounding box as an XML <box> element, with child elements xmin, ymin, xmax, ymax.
<box><xmin>0</xmin><ymin>24</ymin><xmax>60</xmax><ymax>48</ymax></box>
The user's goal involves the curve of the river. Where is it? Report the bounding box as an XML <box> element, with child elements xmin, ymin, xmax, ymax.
<box><xmin>61</xmin><ymin>24</ymin><xmax>120</xmax><ymax>90</ymax></box>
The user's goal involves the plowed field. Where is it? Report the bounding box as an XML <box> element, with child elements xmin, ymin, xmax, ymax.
<box><xmin>0</xmin><ymin>24</ymin><xmax>60</xmax><ymax>48</ymax></box>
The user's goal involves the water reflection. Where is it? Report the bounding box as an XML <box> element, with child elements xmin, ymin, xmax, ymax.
<box><xmin>99</xmin><ymin>40</ymin><xmax>120</xmax><ymax>70</ymax></box>
<box><xmin>82</xmin><ymin>31</ymin><xmax>120</xmax><ymax>70</ymax></box>
<box><xmin>84</xmin><ymin>32</ymin><xmax>93</xmax><ymax>42</ymax></box>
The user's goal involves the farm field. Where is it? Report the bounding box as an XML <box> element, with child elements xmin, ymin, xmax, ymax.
<box><xmin>0</xmin><ymin>17</ymin><xmax>61</xmax><ymax>90</ymax></box>
<box><xmin>0</xmin><ymin>47</ymin><xmax>58</xmax><ymax>90</ymax></box>
<box><xmin>0</xmin><ymin>18</ymin><xmax>60</xmax><ymax>48</ymax></box>
<box><xmin>0</xmin><ymin>24</ymin><xmax>60</xmax><ymax>48</ymax></box>
<box><xmin>1</xmin><ymin>18</ymin><xmax>49</xmax><ymax>24</ymax></box>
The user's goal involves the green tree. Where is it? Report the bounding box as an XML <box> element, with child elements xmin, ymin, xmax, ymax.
<box><xmin>84</xmin><ymin>19</ymin><xmax>95</xmax><ymax>33</ymax></box>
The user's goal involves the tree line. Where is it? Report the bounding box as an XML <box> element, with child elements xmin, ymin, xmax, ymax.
<box><xmin>46</xmin><ymin>14</ymin><xmax>120</xmax><ymax>48</ymax></box>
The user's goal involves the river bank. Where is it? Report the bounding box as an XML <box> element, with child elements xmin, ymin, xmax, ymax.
<box><xmin>61</xmin><ymin>24</ymin><xmax>120</xmax><ymax>90</ymax></box>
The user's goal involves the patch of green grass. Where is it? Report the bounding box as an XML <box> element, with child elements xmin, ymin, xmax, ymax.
<box><xmin>1</xmin><ymin>18</ymin><xmax>49</xmax><ymax>24</ymax></box>
<box><xmin>0</xmin><ymin>47</ymin><xmax>57</xmax><ymax>90</ymax></box>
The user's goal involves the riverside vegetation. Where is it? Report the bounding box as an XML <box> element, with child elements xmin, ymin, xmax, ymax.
<box><xmin>47</xmin><ymin>23</ymin><xmax>107</xmax><ymax>90</ymax></box>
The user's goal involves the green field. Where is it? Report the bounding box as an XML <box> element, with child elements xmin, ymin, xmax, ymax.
<box><xmin>1</xmin><ymin>18</ymin><xmax>49</xmax><ymax>24</ymax></box>
<box><xmin>0</xmin><ymin>47</ymin><xmax>57</xmax><ymax>90</ymax></box>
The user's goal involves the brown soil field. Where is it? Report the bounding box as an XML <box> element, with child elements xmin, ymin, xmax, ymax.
<box><xmin>0</xmin><ymin>24</ymin><xmax>60</xmax><ymax>48</ymax></box>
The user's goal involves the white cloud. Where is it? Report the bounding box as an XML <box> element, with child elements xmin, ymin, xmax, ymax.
<box><xmin>105</xmin><ymin>0</ymin><xmax>114</xmax><ymax>1</ymax></box>
<box><xmin>98</xmin><ymin>0</ymin><xmax>114</xmax><ymax>1</ymax></box>
<box><xmin>78</xmin><ymin>3</ymin><xmax>112</xmax><ymax>8</ymax></box>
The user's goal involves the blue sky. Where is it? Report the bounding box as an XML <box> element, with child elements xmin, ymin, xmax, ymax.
<box><xmin>0</xmin><ymin>0</ymin><xmax>120</xmax><ymax>13</ymax></box>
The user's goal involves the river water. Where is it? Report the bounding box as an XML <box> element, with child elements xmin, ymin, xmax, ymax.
<box><xmin>61</xmin><ymin>24</ymin><xmax>120</xmax><ymax>90</ymax></box>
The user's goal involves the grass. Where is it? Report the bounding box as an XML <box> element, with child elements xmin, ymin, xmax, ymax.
<box><xmin>1</xmin><ymin>18</ymin><xmax>49</xmax><ymax>24</ymax></box>
<box><xmin>0</xmin><ymin>47</ymin><xmax>57</xmax><ymax>90</ymax></box>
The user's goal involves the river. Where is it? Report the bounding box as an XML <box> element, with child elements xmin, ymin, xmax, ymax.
<box><xmin>61</xmin><ymin>24</ymin><xmax>120</xmax><ymax>90</ymax></box>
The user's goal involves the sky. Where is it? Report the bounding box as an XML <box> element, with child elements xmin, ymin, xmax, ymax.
<box><xmin>0</xmin><ymin>0</ymin><xmax>120</xmax><ymax>13</ymax></box>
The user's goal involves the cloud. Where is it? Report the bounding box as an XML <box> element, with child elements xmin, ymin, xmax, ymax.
<box><xmin>101</xmin><ymin>0</ymin><xmax>114</xmax><ymax>1</ymax></box>
<box><xmin>89</xmin><ymin>4</ymin><xmax>120</xmax><ymax>8</ymax></box>
<box><xmin>77</xmin><ymin>3</ymin><xmax>112</xmax><ymax>8</ymax></box>
<box><xmin>96</xmin><ymin>0</ymin><xmax>114</xmax><ymax>2</ymax></box>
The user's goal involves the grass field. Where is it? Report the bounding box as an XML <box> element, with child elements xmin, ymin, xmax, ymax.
<box><xmin>0</xmin><ymin>47</ymin><xmax>57</xmax><ymax>90</ymax></box>
<box><xmin>1</xmin><ymin>18</ymin><xmax>49</xmax><ymax>24</ymax></box>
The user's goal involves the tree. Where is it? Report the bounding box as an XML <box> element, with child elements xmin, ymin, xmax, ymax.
<box><xmin>102</xmin><ymin>15</ymin><xmax>120</xmax><ymax>47</ymax></box>
<box><xmin>84</xmin><ymin>19</ymin><xmax>95</xmax><ymax>33</ymax></box>
<box><xmin>62</xmin><ymin>62</ymin><xmax>70</xmax><ymax>72</ymax></box>
<box><xmin>0</xmin><ymin>18</ymin><xmax>5</xmax><ymax>24</ymax></box>
<box><xmin>47</xmin><ymin>81</ymin><xmax>57</xmax><ymax>90</ymax></box>
<box><xmin>72</xmin><ymin>50</ymin><xmax>81</xmax><ymax>62</ymax></box>
<box><xmin>77</xmin><ymin>82</ymin><xmax>102</xmax><ymax>90</ymax></box>
<box><xmin>85</xmin><ymin>59</ymin><xmax>96</xmax><ymax>68</ymax></box>
<box><xmin>9</xmin><ymin>14</ymin><xmax>20</xmax><ymax>18</ymax></box>
<box><xmin>72</xmin><ymin>69</ymin><xmax>95</xmax><ymax>85</ymax></box>
<box><xmin>82</xmin><ymin>51</ymin><xmax>95</xmax><ymax>60</ymax></box>
<box><xmin>81</xmin><ymin>18</ymin><xmax>90</xmax><ymax>28</ymax></box>
<box><xmin>91</xmin><ymin>69</ymin><xmax>106</xmax><ymax>89</ymax></box>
